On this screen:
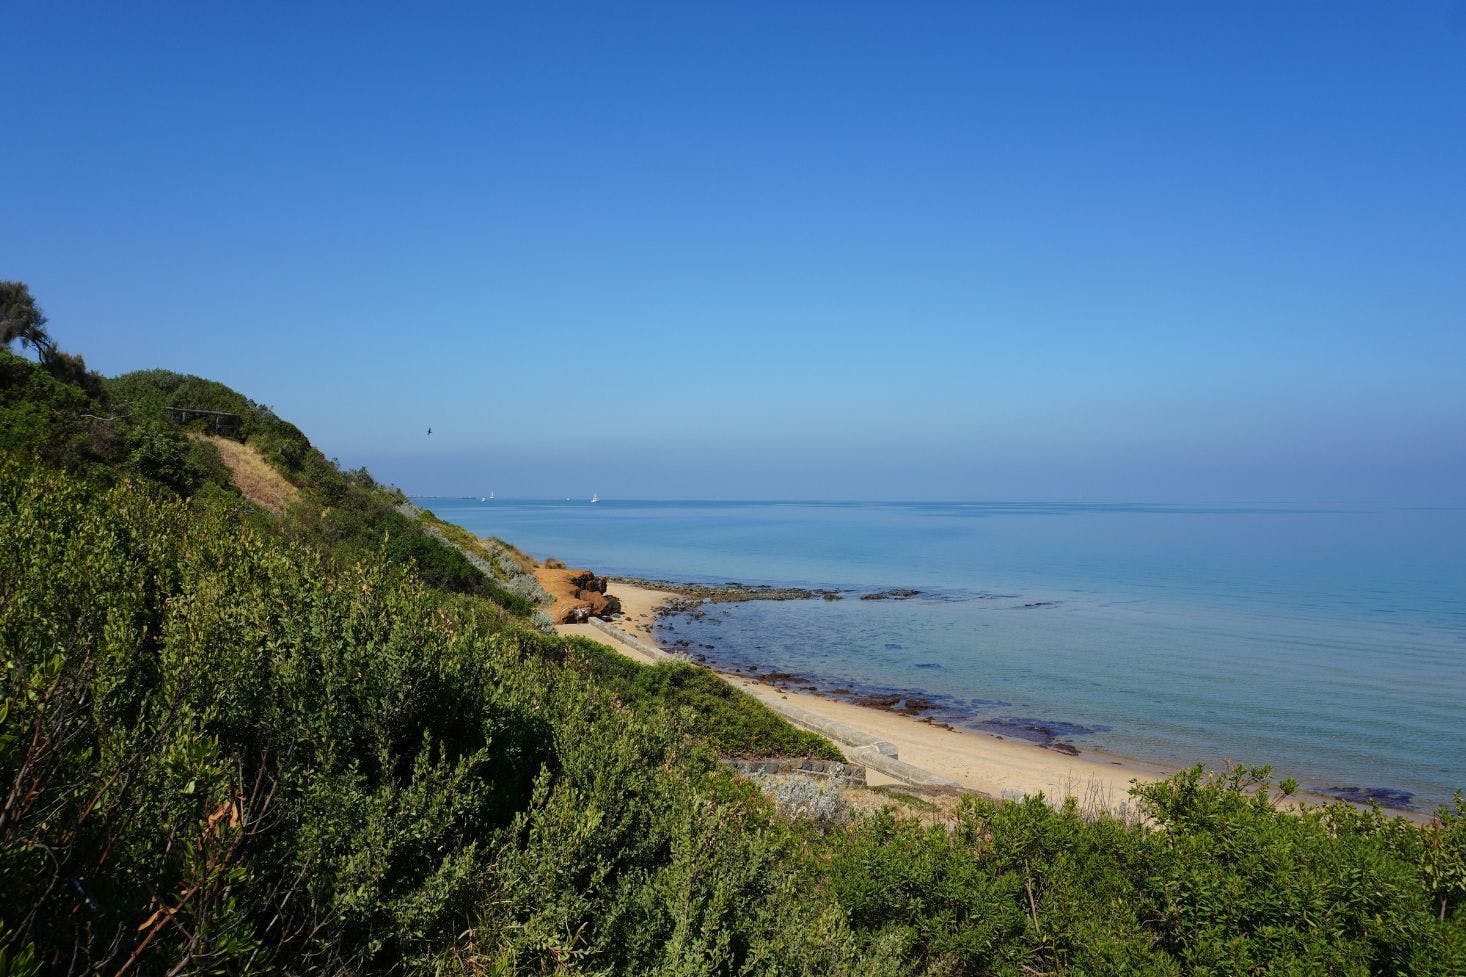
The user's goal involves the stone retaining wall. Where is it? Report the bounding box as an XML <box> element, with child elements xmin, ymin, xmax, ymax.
<box><xmin>748</xmin><ymin>697</ymin><xmax>898</xmax><ymax>757</ymax></box>
<box><xmin>849</xmin><ymin>744</ymin><xmax>963</xmax><ymax>789</ymax></box>
<box><xmin>588</xmin><ymin>618</ymin><xmax>688</xmax><ymax>662</ymax></box>
<box><xmin>726</xmin><ymin>757</ymin><xmax>868</xmax><ymax>787</ymax></box>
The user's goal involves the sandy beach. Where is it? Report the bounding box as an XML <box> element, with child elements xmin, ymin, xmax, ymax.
<box><xmin>558</xmin><ymin>577</ymin><xmax>1389</xmax><ymax>817</ymax></box>
<box><xmin>556</xmin><ymin>579</ymin><xmax>1170</xmax><ymax>809</ymax></box>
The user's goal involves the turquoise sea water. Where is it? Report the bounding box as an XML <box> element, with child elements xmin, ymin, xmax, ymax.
<box><xmin>420</xmin><ymin>498</ymin><xmax>1466</xmax><ymax>810</ymax></box>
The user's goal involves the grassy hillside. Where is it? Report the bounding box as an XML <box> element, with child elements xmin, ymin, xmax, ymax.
<box><xmin>3</xmin><ymin>302</ymin><xmax>1465</xmax><ymax>975</ymax></box>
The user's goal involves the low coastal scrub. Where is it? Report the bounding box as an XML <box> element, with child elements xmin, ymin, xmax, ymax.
<box><xmin>411</xmin><ymin>508</ymin><xmax>552</xmax><ymax>608</ymax></box>
<box><xmin>0</xmin><ymin>333</ymin><xmax>537</xmax><ymax>616</ymax></box>
<box><xmin>753</xmin><ymin>774</ymin><xmax>850</xmax><ymax>828</ymax></box>
<box><xmin>830</xmin><ymin>778</ymin><xmax>1466</xmax><ymax>974</ymax></box>
<box><xmin>558</xmin><ymin>636</ymin><xmax>844</xmax><ymax>761</ymax></box>
<box><xmin>0</xmin><ymin>455</ymin><xmax>875</xmax><ymax>975</ymax></box>
<box><xmin>3</xmin><ymin>301</ymin><xmax>1466</xmax><ymax>975</ymax></box>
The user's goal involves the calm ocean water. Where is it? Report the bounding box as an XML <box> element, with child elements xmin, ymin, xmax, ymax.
<box><xmin>420</xmin><ymin>498</ymin><xmax>1466</xmax><ymax>810</ymax></box>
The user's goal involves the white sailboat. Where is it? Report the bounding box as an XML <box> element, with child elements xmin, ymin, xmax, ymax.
<box><xmin>591</xmin><ymin>493</ymin><xmax>599</xmax><ymax>503</ymax></box>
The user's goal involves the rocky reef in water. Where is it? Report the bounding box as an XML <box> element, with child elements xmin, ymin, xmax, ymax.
<box><xmin>613</xmin><ymin>576</ymin><xmax>846</xmax><ymax>603</ymax></box>
<box><xmin>1317</xmin><ymin>785</ymin><xmax>1418</xmax><ymax>811</ymax></box>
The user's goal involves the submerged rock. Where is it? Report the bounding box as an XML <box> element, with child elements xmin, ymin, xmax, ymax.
<box><xmin>851</xmin><ymin>692</ymin><xmax>939</xmax><ymax>716</ymax></box>
<box><xmin>977</xmin><ymin>716</ymin><xmax>1107</xmax><ymax>746</ymax></box>
<box><xmin>1319</xmin><ymin>785</ymin><xmax>1417</xmax><ymax>810</ymax></box>
<box><xmin>613</xmin><ymin>576</ymin><xmax>844</xmax><ymax>603</ymax></box>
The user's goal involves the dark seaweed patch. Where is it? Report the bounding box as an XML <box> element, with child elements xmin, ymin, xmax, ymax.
<box><xmin>852</xmin><ymin>692</ymin><xmax>940</xmax><ymax>716</ymax></box>
<box><xmin>1318</xmin><ymin>786</ymin><xmax>1417</xmax><ymax>810</ymax></box>
<box><xmin>975</xmin><ymin>716</ymin><xmax>1109</xmax><ymax>745</ymax></box>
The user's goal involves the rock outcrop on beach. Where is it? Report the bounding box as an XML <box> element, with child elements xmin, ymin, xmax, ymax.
<box><xmin>534</xmin><ymin>566</ymin><xmax>623</xmax><ymax>623</ymax></box>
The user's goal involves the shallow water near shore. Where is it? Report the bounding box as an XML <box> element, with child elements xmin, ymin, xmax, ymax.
<box><xmin>421</xmin><ymin>497</ymin><xmax>1466</xmax><ymax>810</ymax></box>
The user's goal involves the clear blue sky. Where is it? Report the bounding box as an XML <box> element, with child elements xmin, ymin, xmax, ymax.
<box><xmin>5</xmin><ymin>2</ymin><xmax>1464</xmax><ymax>501</ymax></box>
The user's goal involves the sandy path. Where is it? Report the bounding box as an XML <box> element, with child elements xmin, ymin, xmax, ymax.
<box><xmin>191</xmin><ymin>434</ymin><xmax>299</xmax><ymax>513</ymax></box>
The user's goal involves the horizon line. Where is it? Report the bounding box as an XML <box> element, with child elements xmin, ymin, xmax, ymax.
<box><xmin>404</xmin><ymin>495</ymin><xmax>1466</xmax><ymax>510</ymax></box>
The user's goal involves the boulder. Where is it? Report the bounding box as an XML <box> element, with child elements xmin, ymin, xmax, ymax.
<box><xmin>535</xmin><ymin>565</ymin><xmax>621</xmax><ymax>623</ymax></box>
<box><xmin>569</xmin><ymin>570</ymin><xmax>607</xmax><ymax>594</ymax></box>
<box><xmin>583</xmin><ymin>591</ymin><xmax>622</xmax><ymax>618</ymax></box>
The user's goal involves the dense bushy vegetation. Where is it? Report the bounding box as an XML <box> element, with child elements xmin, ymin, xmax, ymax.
<box><xmin>559</xmin><ymin>637</ymin><xmax>843</xmax><ymax>761</ymax></box>
<box><xmin>0</xmin><ymin>457</ymin><xmax>873</xmax><ymax>975</ymax></box>
<box><xmin>105</xmin><ymin>367</ymin><xmax>533</xmax><ymax>608</ymax></box>
<box><xmin>1</xmin><ymin>321</ymin><xmax>534</xmax><ymax>612</ymax></box>
<box><xmin>0</xmin><ymin>349</ymin><xmax>222</xmax><ymax>494</ymax></box>
<box><xmin>829</xmin><ymin>778</ymin><xmax>1466</xmax><ymax>974</ymax></box>
<box><xmin>408</xmin><ymin>509</ymin><xmax>549</xmax><ymax>616</ymax></box>
<box><xmin>4</xmin><ymin>295</ymin><xmax>1465</xmax><ymax>974</ymax></box>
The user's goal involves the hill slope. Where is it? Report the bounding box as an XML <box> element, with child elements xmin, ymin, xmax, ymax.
<box><xmin>2</xmin><ymin>309</ymin><xmax>1464</xmax><ymax>975</ymax></box>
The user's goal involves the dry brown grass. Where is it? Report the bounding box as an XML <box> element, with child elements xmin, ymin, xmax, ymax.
<box><xmin>192</xmin><ymin>434</ymin><xmax>299</xmax><ymax>514</ymax></box>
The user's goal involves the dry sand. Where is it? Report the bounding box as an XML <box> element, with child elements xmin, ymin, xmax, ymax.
<box><xmin>733</xmin><ymin>679</ymin><xmax>1171</xmax><ymax>804</ymax></box>
<box><xmin>550</xmin><ymin>575</ymin><xmax>1410</xmax><ymax>820</ymax></box>
<box><xmin>553</xmin><ymin>578</ymin><xmax>668</xmax><ymax>665</ymax></box>
<box><xmin>560</xmin><ymin>580</ymin><xmax>1168</xmax><ymax>808</ymax></box>
<box><xmin>555</xmin><ymin>574</ymin><xmax>1401</xmax><ymax>817</ymax></box>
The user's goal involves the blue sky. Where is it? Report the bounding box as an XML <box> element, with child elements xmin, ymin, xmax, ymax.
<box><xmin>5</xmin><ymin>2</ymin><xmax>1464</xmax><ymax>500</ymax></box>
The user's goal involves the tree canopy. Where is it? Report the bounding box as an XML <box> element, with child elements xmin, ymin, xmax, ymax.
<box><xmin>0</xmin><ymin>280</ymin><xmax>54</xmax><ymax>359</ymax></box>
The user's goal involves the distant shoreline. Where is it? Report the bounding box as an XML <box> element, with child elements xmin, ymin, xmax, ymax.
<box><xmin>557</xmin><ymin>577</ymin><xmax>1418</xmax><ymax>820</ymax></box>
<box><xmin>425</xmin><ymin>490</ymin><xmax>1451</xmax><ymax>820</ymax></box>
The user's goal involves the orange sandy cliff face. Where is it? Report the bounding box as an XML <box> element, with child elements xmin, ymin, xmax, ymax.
<box><xmin>533</xmin><ymin>566</ymin><xmax>623</xmax><ymax>623</ymax></box>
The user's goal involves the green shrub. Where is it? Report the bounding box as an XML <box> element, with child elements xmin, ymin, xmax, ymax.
<box><xmin>5</xmin><ymin>327</ymin><xmax>1465</xmax><ymax>975</ymax></box>
<box><xmin>559</xmin><ymin>636</ymin><xmax>844</xmax><ymax>761</ymax></box>
<box><xmin>0</xmin><ymin>456</ymin><xmax>879</xmax><ymax>975</ymax></box>
<box><xmin>1134</xmin><ymin>764</ymin><xmax>1460</xmax><ymax>974</ymax></box>
<box><xmin>0</xmin><ymin>349</ymin><xmax>105</xmax><ymax>472</ymax></box>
